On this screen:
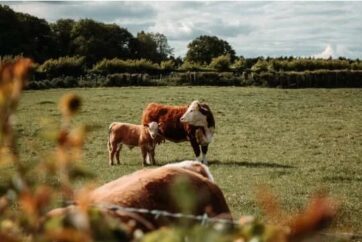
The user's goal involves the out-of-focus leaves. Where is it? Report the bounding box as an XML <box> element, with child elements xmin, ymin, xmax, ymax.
<box><xmin>68</xmin><ymin>165</ymin><xmax>95</xmax><ymax>181</ymax></box>
<box><xmin>170</xmin><ymin>176</ymin><xmax>197</xmax><ymax>215</ymax></box>
<box><xmin>58</xmin><ymin>93</ymin><xmax>82</xmax><ymax>118</ymax></box>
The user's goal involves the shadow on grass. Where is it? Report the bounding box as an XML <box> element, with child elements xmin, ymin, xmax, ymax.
<box><xmin>322</xmin><ymin>176</ymin><xmax>362</xmax><ymax>183</ymax></box>
<box><xmin>158</xmin><ymin>159</ymin><xmax>295</xmax><ymax>169</ymax></box>
<box><xmin>37</xmin><ymin>101</ymin><xmax>55</xmax><ymax>105</ymax></box>
<box><xmin>208</xmin><ymin>160</ymin><xmax>295</xmax><ymax>169</ymax></box>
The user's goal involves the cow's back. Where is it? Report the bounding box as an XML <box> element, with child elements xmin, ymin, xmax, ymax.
<box><xmin>141</xmin><ymin>103</ymin><xmax>189</xmax><ymax>142</ymax></box>
<box><xmin>89</xmin><ymin>167</ymin><xmax>232</xmax><ymax>224</ymax></box>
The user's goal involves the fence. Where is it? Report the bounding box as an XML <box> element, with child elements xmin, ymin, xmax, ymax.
<box><xmin>65</xmin><ymin>201</ymin><xmax>362</xmax><ymax>241</ymax></box>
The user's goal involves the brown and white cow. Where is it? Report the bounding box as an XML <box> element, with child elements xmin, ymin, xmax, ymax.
<box><xmin>107</xmin><ymin>121</ymin><xmax>162</xmax><ymax>166</ymax></box>
<box><xmin>141</xmin><ymin>100</ymin><xmax>215</xmax><ymax>164</ymax></box>
<box><xmin>47</xmin><ymin>164</ymin><xmax>231</xmax><ymax>233</ymax></box>
<box><xmin>90</xmin><ymin>164</ymin><xmax>232</xmax><ymax>229</ymax></box>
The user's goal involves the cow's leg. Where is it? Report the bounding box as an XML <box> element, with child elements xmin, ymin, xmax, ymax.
<box><xmin>201</xmin><ymin>145</ymin><xmax>208</xmax><ymax>165</ymax></box>
<box><xmin>116</xmin><ymin>143</ymin><xmax>122</xmax><ymax>165</ymax></box>
<box><xmin>190</xmin><ymin>138</ymin><xmax>201</xmax><ymax>161</ymax></box>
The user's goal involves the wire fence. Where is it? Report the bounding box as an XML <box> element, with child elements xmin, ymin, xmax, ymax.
<box><xmin>66</xmin><ymin>201</ymin><xmax>362</xmax><ymax>240</ymax></box>
<box><xmin>98</xmin><ymin>203</ymin><xmax>240</xmax><ymax>226</ymax></box>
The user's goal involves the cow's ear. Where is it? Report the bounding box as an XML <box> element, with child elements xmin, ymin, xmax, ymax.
<box><xmin>199</xmin><ymin>104</ymin><xmax>209</xmax><ymax>114</ymax></box>
<box><xmin>144</xmin><ymin>124</ymin><xmax>149</xmax><ymax>127</ymax></box>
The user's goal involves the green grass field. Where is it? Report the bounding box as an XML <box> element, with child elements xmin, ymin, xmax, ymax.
<box><xmin>2</xmin><ymin>87</ymin><xmax>362</xmax><ymax>233</ymax></box>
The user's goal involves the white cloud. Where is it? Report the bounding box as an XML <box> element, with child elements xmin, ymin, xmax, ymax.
<box><xmin>313</xmin><ymin>44</ymin><xmax>354</xmax><ymax>59</ymax></box>
<box><xmin>314</xmin><ymin>44</ymin><xmax>334</xmax><ymax>59</ymax></box>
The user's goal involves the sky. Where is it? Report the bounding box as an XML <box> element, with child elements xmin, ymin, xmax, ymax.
<box><xmin>4</xmin><ymin>1</ymin><xmax>362</xmax><ymax>59</ymax></box>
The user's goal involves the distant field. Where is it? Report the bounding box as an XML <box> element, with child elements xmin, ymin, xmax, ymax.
<box><xmin>2</xmin><ymin>87</ymin><xmax>362</xmax><ymax>233</ymax></box>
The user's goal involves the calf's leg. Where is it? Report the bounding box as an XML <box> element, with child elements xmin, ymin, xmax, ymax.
<box><xmin>149</xmin><ymin>147</ymin><xmax>156</xmax><ymax>165</ymax></box>
<box><xmin>141</xmin><ymin>146</ymin><xmax>148</xmax><ymax>167</ymax></box>
<box><xmin>116</xmin><ymin>143</ymin><xmax>123</xmax><ymax>165</ymax></box>
<box><xmin>109</xmin><ymin>141</ymin><xmax>118</xmax><ymax>166</ymax></box>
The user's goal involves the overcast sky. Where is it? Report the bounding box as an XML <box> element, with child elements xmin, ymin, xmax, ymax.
<box><xmin>4</xmin><ymin>1</ymin><xmax>362</xmax><ymax>59</ymax></box>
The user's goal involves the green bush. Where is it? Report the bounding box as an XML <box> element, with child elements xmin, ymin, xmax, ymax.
<box><xmin>106</xmin><ymin>73</ymin><xmax>150</xmax><ymax>86</ymax></box>
<box><xmin>270</xmin><ymin>58</ymin><xmax>352</xmax><ymax>71</ymax></box>
<box><xmin>232</xmin><ymin>58</ymin><xmax>247</xmax><ymax>72</ymax></box>
<box><xmin>160</xmin><ymin>60</ymin><xmax>176</xmax><ymax>72</ymax></box>
<box><xmin>179</xmin><ymin>61</ymin><xmax>209</xmax><ymax>72</ymax></box>
<box><xmin>252</xmin><ymin>70</ymin><xmax>362</xmax><ymax>88</ymax></box>
<box><xmin>209</xmin><ymin>54</ymin><xmax>231</xmax><ymax>72</ymax></box>
<box><xmin>351</xmin><ymin>61</ymin><xmax>362</xmax><ymax>70</ymax></box>
<box><xmin>251</xmin><ymin>60</ymin><xmax>270</xmax><ymax>73</ymax></box>
<box><xmin>37</xmin><ymin>56</ymin><xmax>86</xmax><ymax>78</ymax></box>
<box><xmin>91</xmin><ymin>58</ymin><xmax>160</xmax><ymax>75</ymax></box>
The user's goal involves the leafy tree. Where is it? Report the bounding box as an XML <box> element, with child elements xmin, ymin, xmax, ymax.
<box><xmin>134</xmin><ymin>31</ymin><xmax>173</xmax><ymax>62</ymax></box>
<box><xmin>71</xmin><ymin>19</ymin><xmax>134</xmax><ymax>65</ymax></box>
<box><xmin>51</xmin><ymin>19</ymin><xmax>75</xmax><ymax>57</ymax></box>
<box><xmin>152</xmin><ymin>33</ymin><xmax>174</xmax><ymax>59</ymax></box>
<box><xmin>0</xmin><ymin>5</ymin><xmax>56</xmax><ymax>62</ymax></box>
<box><xmin>185</xmin><ymin>35</ymin><xmax>236</xmax><ymax>64</ymax></box>
<box><xmin>169</xmin><ymin>56</ymin><xmax>183</xmax><ymax>68</ymax></box>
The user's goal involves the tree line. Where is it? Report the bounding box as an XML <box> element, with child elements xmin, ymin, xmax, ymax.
<box><xmin>1</xmin><ymin>4</ymin><xmax>361</xmax><ymax>89</ymax></box>
<box><xmin>0</xmin><ymin>5</ymin><xmax>174</xmax><ymax>64</ymax></box>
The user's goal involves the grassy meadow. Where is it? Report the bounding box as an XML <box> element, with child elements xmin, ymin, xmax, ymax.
<box><xmin>1</xmin><ymin>86</ymin><xmax>361</xmax><ymax>233</ymax></box>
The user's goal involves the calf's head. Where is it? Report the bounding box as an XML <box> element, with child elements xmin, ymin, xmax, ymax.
<box><xmin>147</xmin><ymin>122</ymin><xmax>159</xmax><ymax>139</ymax></box>
<box><xmin>180</xmin><ymin>100</ymin><xmax>210</xmax><ymax>127</ymax></box>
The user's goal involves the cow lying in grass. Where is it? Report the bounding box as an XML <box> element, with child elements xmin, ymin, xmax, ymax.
<box><xmin>107</xmin><ymin>121</ymin><xmax>162</xmax><ymax>166</ymax></box>
<box><xmin>141</xmin><ymin>100</ymin><xmax>215</xmax><ymax>164</ymax></box>
<box><xmin>48</xmin><ymin>162</ymin><xmax>231</xmax><ymax>233</ymax></box>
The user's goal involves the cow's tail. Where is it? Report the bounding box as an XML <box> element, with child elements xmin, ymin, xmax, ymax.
<box><xmin>107</xmin><ymin>123</ymin><xmax>115</xmax><ymax>152</ymax></box>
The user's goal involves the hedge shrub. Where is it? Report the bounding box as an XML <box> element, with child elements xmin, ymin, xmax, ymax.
<box><xmin>91</xmin><ymin>58</ymin><xmax>160</xmax><ymax>75</ymax></box>
<box><xmin>37</xmin><ymin>56</ymin><xmax>86</xmax><ymax>78</ymax></box>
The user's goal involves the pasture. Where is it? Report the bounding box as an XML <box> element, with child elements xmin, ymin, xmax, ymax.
<box><xmin>2</xmin><ymin>86</ymin><xmax>361</xmax><ymax>233</ymax></box>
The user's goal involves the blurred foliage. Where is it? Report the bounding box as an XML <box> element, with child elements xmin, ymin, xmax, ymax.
<box><xmin>0</xmin><ymin>58</ymin><xmax>127</xmax><ymax>242</ymax></box>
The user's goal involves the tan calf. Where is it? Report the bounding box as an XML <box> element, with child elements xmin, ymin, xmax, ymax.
<box><xmin>107</xmin><ymin>122</ymin><xmax>160</xmax><ymax>166</ymax></box>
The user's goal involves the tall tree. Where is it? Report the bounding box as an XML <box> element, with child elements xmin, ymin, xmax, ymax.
<box><xmin>70</xmin><ymin>19</ymin><xmax>134</xmax><ymax>65</ymax></box>
<box><xmin>0</xmin><ymin>5</ymin><xmax>56</xmax><ymax>62</ymax></box>
<box><xmin>51</xmin><ymin>19</ymin><xmax>75</xmax><ymax>57</ymax></box>
<box><xmin>185</xmin><ymin>35</ymin><xmax>236</xmax><ymax>64</ymax></box>
<box><xmin>134</xmin><ymin>31</ymin><xmax>173</xmax><ymax>62</ymax></box>
<box><xmin>152</xmin><ymin>33</ymin><xmax>174</xmax><ymax>59</ymax></box>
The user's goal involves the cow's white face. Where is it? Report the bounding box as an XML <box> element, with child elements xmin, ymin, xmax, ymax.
<box><xmin>148</xmin><ymin>122</ymin><xmax>159</xmax><ymax>139</ymax></box>
<box><xmin>180</xmin><ymin>100</ymin><xmax>208</xmax><ymax>127</ymax></box>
